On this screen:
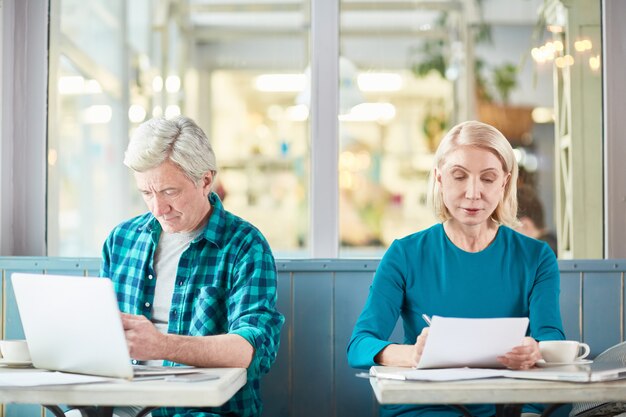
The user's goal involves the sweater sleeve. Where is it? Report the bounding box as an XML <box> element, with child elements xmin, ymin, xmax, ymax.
<box><xmin>346</xmin><ymin>240</ymin><xmax>408</xmax><ymax>368</ymax></box>
<box><xmin>528</xmin><ymin>242</ymin><xmax>565</xmax><ymax>341</ymax></box>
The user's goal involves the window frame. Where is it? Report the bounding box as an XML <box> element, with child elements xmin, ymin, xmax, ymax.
<box><xmin>1</xmin><ymin>0</ymin><xmax>625</xmax><ymax>258</ymax></box>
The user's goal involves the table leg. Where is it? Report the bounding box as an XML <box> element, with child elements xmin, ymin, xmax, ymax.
<box><xmin>64</xmin><ymin>406</ymin><xmax>114</xmax><ymax>417</ymax></box>
<box><xmin>43</xmin><ymin>405</ymin><xmax>67</xmax><ymax>417</ymax></box>
<box><xmin>448</xmin><ymin>404</ymin><xmax>475</xmax><ymax>417</ymax></box>
<box><xmin>541</xmin><ymin>403</ymin><xmax>566</xmax><ymax>417</ymax></box>
<box><xmin>135</xmin><ymin>407</ymin><xmax>157</xmax><ymax>417</ymax></box>
<box><xmin>495</xmin><ymin>403</ymin><xmax>523</xmax><ymax>417</ymax></box>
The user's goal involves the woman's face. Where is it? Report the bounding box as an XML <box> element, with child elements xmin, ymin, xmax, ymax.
<box><xmin>436</xmin><ymin>146</ymin><xmax>510</xmax><ymax>227</ymax></box>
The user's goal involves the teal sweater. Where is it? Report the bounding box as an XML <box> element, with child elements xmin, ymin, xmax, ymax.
<box><xmin>347</xmin><ymin>223</ymin><xmax>565</xmax><ymax>417</ymax></box>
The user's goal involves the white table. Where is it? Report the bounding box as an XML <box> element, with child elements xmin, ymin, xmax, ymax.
<box><xmin>0</xmin><ymin>367</ymin><xmax>246</xmax><ymax>417</ymax></box>
<box><xmin>370</xmin><ymin>370</ymin><xmax>626</xmax><ymax>417</ymax></box>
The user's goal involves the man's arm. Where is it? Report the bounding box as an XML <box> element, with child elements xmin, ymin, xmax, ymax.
<box><xmin>122</xmin><ymin>313</ymin><xmax>254</xmax><ymax>367</ymax></box>
<box><xmin>120</xmin><ymin>238</ymin><xmax>283</xmax><ymax>371</ymax></box>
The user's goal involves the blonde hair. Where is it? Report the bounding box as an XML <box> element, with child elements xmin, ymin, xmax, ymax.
<box><xmin>124</xmin><ymin>116</ymin><xmax>217</xmax><ymax>185</ymax></box>
<box><xmin>428</xmin><ymin>120</ymin><xmax>519</xmax><ymax>227</ymax></box>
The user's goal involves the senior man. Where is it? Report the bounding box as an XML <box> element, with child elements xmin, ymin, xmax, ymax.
<box><xmin>99</xmin><ymin>116</ymin><xmax>283</xmax><ymax>417</ymax></box>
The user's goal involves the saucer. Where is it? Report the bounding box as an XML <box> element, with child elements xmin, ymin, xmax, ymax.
<box><xmin>0</xmin><ymin>358</ymin><xmax>33</xmax><ymax>367</ymax></box>
<box><xmin>536</xmin><ymin>359</ymin><xmax>593</xmax><ymax>367</ymax></box>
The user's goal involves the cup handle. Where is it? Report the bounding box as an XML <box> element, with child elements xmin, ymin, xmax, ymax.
<box><xmin>577</xmin><ymin>343</ymin><xmax>591</xmax><ymax>360</ymax></box>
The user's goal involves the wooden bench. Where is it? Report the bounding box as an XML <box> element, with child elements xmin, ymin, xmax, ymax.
<box><xmin>0</xmin><ymin>257</ymin><xmax>624</xmax><ymax>417</ymax></box>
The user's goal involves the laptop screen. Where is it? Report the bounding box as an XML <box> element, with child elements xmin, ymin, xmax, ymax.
<box><xmin>11</xmin><ymin>273</ymin><xmax>135</xmax><ymax>379</ymax></box>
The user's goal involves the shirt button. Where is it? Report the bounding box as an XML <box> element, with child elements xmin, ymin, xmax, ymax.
<box><xmin>178</xmin><ymin>281</ymin><xmax>183</xmax><ymax>286</ymax></box>
<box><xmin>172</xmin><ymin>310</ymin><xmax>178</xmax><ymax>317</ymax></box>
<box><xmin>132</xmin><ymin>360</ymin><xmax>138</xmax><ymax>365</ymax></box>
<box><xmin>144</xmin><ymin>302</ymin><xmax>151</xmax><ymax>308</ymax></box>
<box><xmin>148</xmin><ymin>275</ymin><xmax>153</xmax><ymax>280</ymax></box>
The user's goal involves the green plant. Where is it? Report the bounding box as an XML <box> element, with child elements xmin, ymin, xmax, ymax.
<box><xmin>492</xmin><ymin>63</ymin><xmax>518</xmax><ymax>105</ymax></box>
<box><xmin>474</xmin><ymin>58</ymin><xmax>493</xmax><ymax>103</ymax></box>
<box><xmin>412</xmin><ymin>39</ymin><xmax>447</xmax><ymax>79</ymax></box>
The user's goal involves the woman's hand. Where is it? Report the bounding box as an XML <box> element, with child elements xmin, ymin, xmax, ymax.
<box><xmin>497</xmin><ymin>337</ymin><xmax>541</xmax><ymax>369</ymax></box>
<box><xmin>374</xmin><ymin>327</ymin><xmax>429</xmax><ymax>367</ymax></box>
<box><xmin>413</xmin><ymin>327</ymin><xmax>429</xmax><ymax>366</ymax></box>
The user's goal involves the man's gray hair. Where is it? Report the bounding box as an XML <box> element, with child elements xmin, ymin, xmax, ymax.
<box><xmin>124</xmin><ymin>116</ymin><xmax>217</xmax><ymax>184</ymax></box>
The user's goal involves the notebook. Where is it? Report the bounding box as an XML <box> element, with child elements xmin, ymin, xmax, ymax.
<box><xmin>506</xmin><ymin>361</ymin><xmax>626</xmax><ymax>382</ymax></box>
<box><xmin>11</xmin><ymin>273</ymin><xmax>201</xmax><ymax>380</ymax></box>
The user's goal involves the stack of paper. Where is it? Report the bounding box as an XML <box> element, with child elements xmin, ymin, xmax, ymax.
<box><xmin>371</xmin><ymin>366</ymin><xmax>510</xmax><ymax>381</ymax></box>
<box><xmin>0</xmin><ymin>371</ymin><xmax>111</xmax><ymax>387</ymax></box>
<box><xmin>417</xmin><ymin>316</ymin><xmax>529</xmax><ymax>369</ymax></box>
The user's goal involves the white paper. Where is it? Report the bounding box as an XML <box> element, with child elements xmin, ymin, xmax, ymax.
<box><xmin>416</xmin><ymin>316</ymin><xmax>529</xmax><ymax>369</ymax></box>
<box><xmin>372</xmin><ymin>366</ymin><xmax>511</xmax><ymax>381</ymax></box>
<box><xmin>0</xmin><ymin>371</ymin><xmax>112</xmax><ymax>386</ymax></box>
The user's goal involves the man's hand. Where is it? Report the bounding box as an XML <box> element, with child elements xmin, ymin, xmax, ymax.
<box><xmin>497</xmin><ymin>336</ymin><xmax>541</xmax><ymax>370</ymax></box>
<box><xmin>121</xmin><ymin>313</ymin><xmax>166</xmax><ymax>360</ymax></box>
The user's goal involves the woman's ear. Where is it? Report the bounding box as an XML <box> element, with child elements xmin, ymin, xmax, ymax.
<box><xmin>434</xmin><ymin>168</ymin><xmax>443</xmax><ymax>186</ymax></box>
<box><xmin>502</xmin><ymin>172</ymin><xmax>511</xmax><ymax>190</ymax></box>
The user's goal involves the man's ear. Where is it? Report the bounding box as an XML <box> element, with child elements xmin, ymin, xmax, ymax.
<box><xmin>202</xmin><ymin>171</ymin><xmax>214</xmax><ymax>194</ymax></box>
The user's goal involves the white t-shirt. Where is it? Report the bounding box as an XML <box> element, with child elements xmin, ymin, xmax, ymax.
<box><xmin>146</xmin><ymin>228</ymin><xmax>202</xmax><ymax>365</ymax></box>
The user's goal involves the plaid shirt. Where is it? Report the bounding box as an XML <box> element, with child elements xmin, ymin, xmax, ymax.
<box><xmin>101</xmin><ymin>192</ymin><xmax>284</xmax><ymax>417</ymax></box>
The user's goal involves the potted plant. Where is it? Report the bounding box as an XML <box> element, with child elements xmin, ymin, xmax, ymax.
<box><xmin>477</xmin><ymin>62</ymin><xmax>534</xmax><ymax>144</ymax></box>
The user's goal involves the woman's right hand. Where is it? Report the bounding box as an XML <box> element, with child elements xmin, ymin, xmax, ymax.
<box><xmin>374</xmin><ymin>327</ymin><xmax>429</xmax><ymax>367</ymax></box>
<box><xmin>412</xmin><ymin>327</ymin><xmax>429</xmax><ymax>366</ymax></box>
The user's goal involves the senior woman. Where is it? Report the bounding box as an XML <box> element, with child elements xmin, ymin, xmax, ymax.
<box><xmin>347</xmin><ymin>120</ymin><xmax>565</xmax><ymax>417</ymax></box>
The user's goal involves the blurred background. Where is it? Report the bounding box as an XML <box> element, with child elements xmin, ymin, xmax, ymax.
<box><xmin>46</xmin><ymin>0</ymin><xmax>602</xmax><ymax>258</ymax></box>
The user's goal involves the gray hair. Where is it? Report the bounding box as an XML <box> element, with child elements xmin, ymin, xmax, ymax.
<box><xmin>427</xmin><ymin>120</ymin><xmax>519</xmax><ymax>227</ymax></box>
<box><xmin>124</xmin><ymin>116</ymin><xmax>217</xmax><ymax>184</ymax></box>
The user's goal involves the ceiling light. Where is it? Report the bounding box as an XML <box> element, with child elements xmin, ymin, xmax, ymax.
<box><xmin>339</xmin><ymin>102</ymin><xmax>396</xmax><ymax>123</ymax></box>
<box><xmin>357</xmin><ymin>73</ymin><xmax>403</xmax><ymax>92</ymax></box>
<box><xmin>165</xmin><ymin>75</ymin><xmax>181</xmax><ymax>93</ymax></box>
<box><xmin>82</xmin><ymin>105</ymin><xmax>112</xmax><ymax>124</ymax></box>
<box><xmin>255</xmin><ymin>74</ymin><xmax>306</xmax><ymax>92</ymax></box>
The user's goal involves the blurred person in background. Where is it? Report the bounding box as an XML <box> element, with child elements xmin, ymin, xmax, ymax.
<box><xmin>517</xmin><ymin>184</ymin><xmax>557</xmax><ymax>255</ymax></box>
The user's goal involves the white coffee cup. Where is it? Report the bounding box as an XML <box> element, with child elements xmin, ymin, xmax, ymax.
<box><xmin>0</xmin><ymin>340</ymin><xmax>31</xmax><ymax>362</ymax></box>
<box><xmin>539</xmin><ymin>340</ymin><xmax>590</xmax><ymax>363</ymax></box>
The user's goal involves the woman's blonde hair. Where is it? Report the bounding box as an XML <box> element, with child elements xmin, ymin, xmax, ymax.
<box><xmin>427</xmin><ymin>120</ymin><xmax>519</xmax><ymax>227</ymax></box>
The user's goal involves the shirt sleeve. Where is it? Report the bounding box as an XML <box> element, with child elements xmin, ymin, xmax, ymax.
<box><xmin>528</xmin><ymin>242</ymin><xmax>565</xmax><ymax>341</ymax></box>
<box><xmin>100</xmin><ymin>230</ymin><xmax>113</xmax><ymax>279</ymax></box>
<box><xmin>226</xmin><ymin>237</ymin><xmax>284</xmax><ymax>378</ymax></box>
<box><xmin>346</xmin><ymin>240</ymin><xmax>408</xmax><ymax>369</ymax></box>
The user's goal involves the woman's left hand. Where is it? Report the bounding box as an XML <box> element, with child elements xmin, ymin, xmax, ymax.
<box><xmin>497</xmin><ymin>337</ymin><xmax>541</xmax><ymax>370</ymax></box>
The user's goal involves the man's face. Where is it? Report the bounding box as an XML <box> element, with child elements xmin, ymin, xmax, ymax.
<box><xmin>134</xmin><ymin>159</ymin><xmax>213</xmax><ymax>233</ymax></box>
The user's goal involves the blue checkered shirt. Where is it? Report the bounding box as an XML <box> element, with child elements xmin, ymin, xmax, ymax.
<box><xmin>101</xmin><ymin>192</ymin><xmax>284</xmax><ymax>417</ymax></box>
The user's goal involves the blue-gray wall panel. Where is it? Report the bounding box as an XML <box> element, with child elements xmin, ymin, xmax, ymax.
<box><xmin>335</xmin><ymin>271</ymin><xmax>376</xmax><ymax>417</ymax></box>
<box><xmin>1</xmin><ymin>258</ymin><xmax>626</xmax><ymax>417</ymax></box>
<box><xmin>4</xmin><ymin>404</ymin><xmax>42</xmax><ymax>417</ymax></box>
<box><xmin>583</xmin><ymin>272</ymin><xmax>622</xmax><ymax>356</ymax></box>
<box><xmin>3</xmin><ymin>268</ymin><xmax>44</xmax><ymax>339</ymax></box>
<box><xmin>261</xmin><ymin>271</ymin><xmax>292</xmax><ymax>417</ymax></box>
<box><xmin>292</xmin><ymin>272</ymin><xmax>333</xmax><ymax>417</ymax></box>
<box><xmin>560</xmin><ymin>272</ymin><xmax>581</xmax><ymax>341</ymax></box>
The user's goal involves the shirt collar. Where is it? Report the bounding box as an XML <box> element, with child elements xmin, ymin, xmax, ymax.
<box><xmin>138</xmin><ymin>191</ymin><xmax>227</xmax><ymax>248</ymax></box>
<box><xmin>200</xmin><ymin>192</ymin><xmax>227</xmax><ymax>248</ymax></box>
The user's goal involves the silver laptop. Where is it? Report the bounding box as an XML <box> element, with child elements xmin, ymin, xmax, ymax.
<box><xmin>507</xmin><ymin>361</ymin><xmax>626</xmax><ymax>382</ymax></box>
<box><xmin>11</xmin><ymin>273</ymin><xmax>199</xmax><ymax>380</ymax></box>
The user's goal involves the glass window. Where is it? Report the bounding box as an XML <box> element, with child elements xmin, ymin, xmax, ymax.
<box><xmin>48</xmin><ymin>0</ymin><xmax>310</xmax><ymax>256</ymax></box>
<box><xmin>46</xmin><ymin>0</ymin><xmax>603</xmax><ymax>258</ymax></box>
